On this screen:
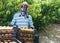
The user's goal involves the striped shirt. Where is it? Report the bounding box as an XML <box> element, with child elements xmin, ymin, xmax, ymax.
<box><xmin>11</xmin><ymin>12</ymin><xmax>34</xmax><ymax>28</ymax></box>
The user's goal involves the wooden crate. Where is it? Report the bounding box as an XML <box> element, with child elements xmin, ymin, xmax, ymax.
<box><xmin>0</xmin><ymin>38</ymin><xmax>21</xmax><ymax>43</ymax></box>
<box><xmin>18</xmin><ymin>27</ymin><xmax>35</xmax><ymax>43</ymax></box>
<box><xmin>0</xmin><ymin>26</ymin><xmax>16</xmax><ymax>39</ymax></box>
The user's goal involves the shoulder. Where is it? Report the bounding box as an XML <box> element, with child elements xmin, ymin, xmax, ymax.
<box><xmin>28</xmin><ymin>15</ymin><xmax>32</xmax><ymax>18</ymax></box>
<box><xmin>14</xmin><ymin>12</ymin><xmax>21</xmax><ymax>17</ymax></box>
<box><xmin>28</xmin><ymin>15</ymin><xmax>32</xmax><ymax>19</ymax></box>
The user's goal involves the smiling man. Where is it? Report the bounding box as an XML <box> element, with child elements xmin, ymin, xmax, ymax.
<box><xmin>10</xmin><ymin>2</ymin><xmax>34</xmax><ymax>29</ymax></box>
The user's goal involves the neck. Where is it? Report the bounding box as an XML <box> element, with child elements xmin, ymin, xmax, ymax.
<box><xmin>21</xmin><ymin>10</ymin><xmax>27</xmax><ymax>13</ymax></box>
<box><xmin>20</xmin><ymin>10</ymin><xmax>28</xmax><ymax>18</ymax></box>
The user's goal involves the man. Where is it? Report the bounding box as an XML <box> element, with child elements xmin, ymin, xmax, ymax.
<box><xmin>10</xmin><ymin>2</ymin><xmax>34</xmax><ymax>29</ymax></box>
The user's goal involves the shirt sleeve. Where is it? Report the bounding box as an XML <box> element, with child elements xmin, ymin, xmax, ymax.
<box><xmin>10</xmin><ymin>14</ymin><xmax>17</xmax><ymax>25</ymax></box>
<box><xmin>29</xmin><ymin>15</ymin><xmax>34</xmax><ymax>28</ymax></box>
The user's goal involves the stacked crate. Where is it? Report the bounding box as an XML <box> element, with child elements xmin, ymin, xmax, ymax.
<box><xmin>0</xmin><ymin>26</ymin><xmax>21</xmax><ymax>43</ymax></box>
<box><xmin>18</xmin><ymin>27</ymin><xmax>35</xmax><ymax>43</ymax></box>
<box><xmin>0</xmin><ymin>26</ymin><xmax>16</xmax><ymax>39</ymax></box>
<box><xmin>0</xmin><ymin>38</ymin><xmax>21</xmax><ymax>43</ymax></box>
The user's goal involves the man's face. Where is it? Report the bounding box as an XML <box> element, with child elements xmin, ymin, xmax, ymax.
<box><xmin>21</xmin><ymin>5</ymin><xmax>28</xmax><ymax>12</ymax></box>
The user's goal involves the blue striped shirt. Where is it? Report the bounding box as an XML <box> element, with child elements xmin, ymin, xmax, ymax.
<box><xmin>11</xmin><ymin>12</ymin><xmax>34</xmax><ymax>28</ymax></box>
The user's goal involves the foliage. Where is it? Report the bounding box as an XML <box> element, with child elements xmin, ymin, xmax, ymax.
<box><xmin>0</xmin><ymin>0</ymin><xmax>60</xmax><ymax>30</ymax></box>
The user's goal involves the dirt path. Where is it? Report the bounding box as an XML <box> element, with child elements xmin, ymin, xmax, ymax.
<box><xmin>39</xmin><ymin>24</ymin><xmax>60</xmax><ymax>43</ymax></box>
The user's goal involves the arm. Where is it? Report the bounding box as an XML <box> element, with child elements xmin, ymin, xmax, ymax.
<box><xmin>29</xmin><ymin>15</ymin><xmax>34</xmax><ymax>29</ymax></box>
<box><xmin>10</xmin><ymin>14</ymin><xmax>17</xmax><ymax>26</ymax></box>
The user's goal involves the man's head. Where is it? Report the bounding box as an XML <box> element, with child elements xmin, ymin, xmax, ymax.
<box><xmin>20</xmin><ymin>2</ymin><xmax>29</xmax><ymax>12</ymax></box>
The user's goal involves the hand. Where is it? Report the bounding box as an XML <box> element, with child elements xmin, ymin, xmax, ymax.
<box><xmin>30</xmin><ymin>27</ymin><xmax>34</xmax><ymax>29</ymax></box>
<box><xmin>9</xmin><ymin>25</ymin><xmax>13</xmax><ymax>27</ymax></box>
<box><xmin>30</xmin><ymin>27</ymin><xmax>37</xmax><ymax>31</ymax></box>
